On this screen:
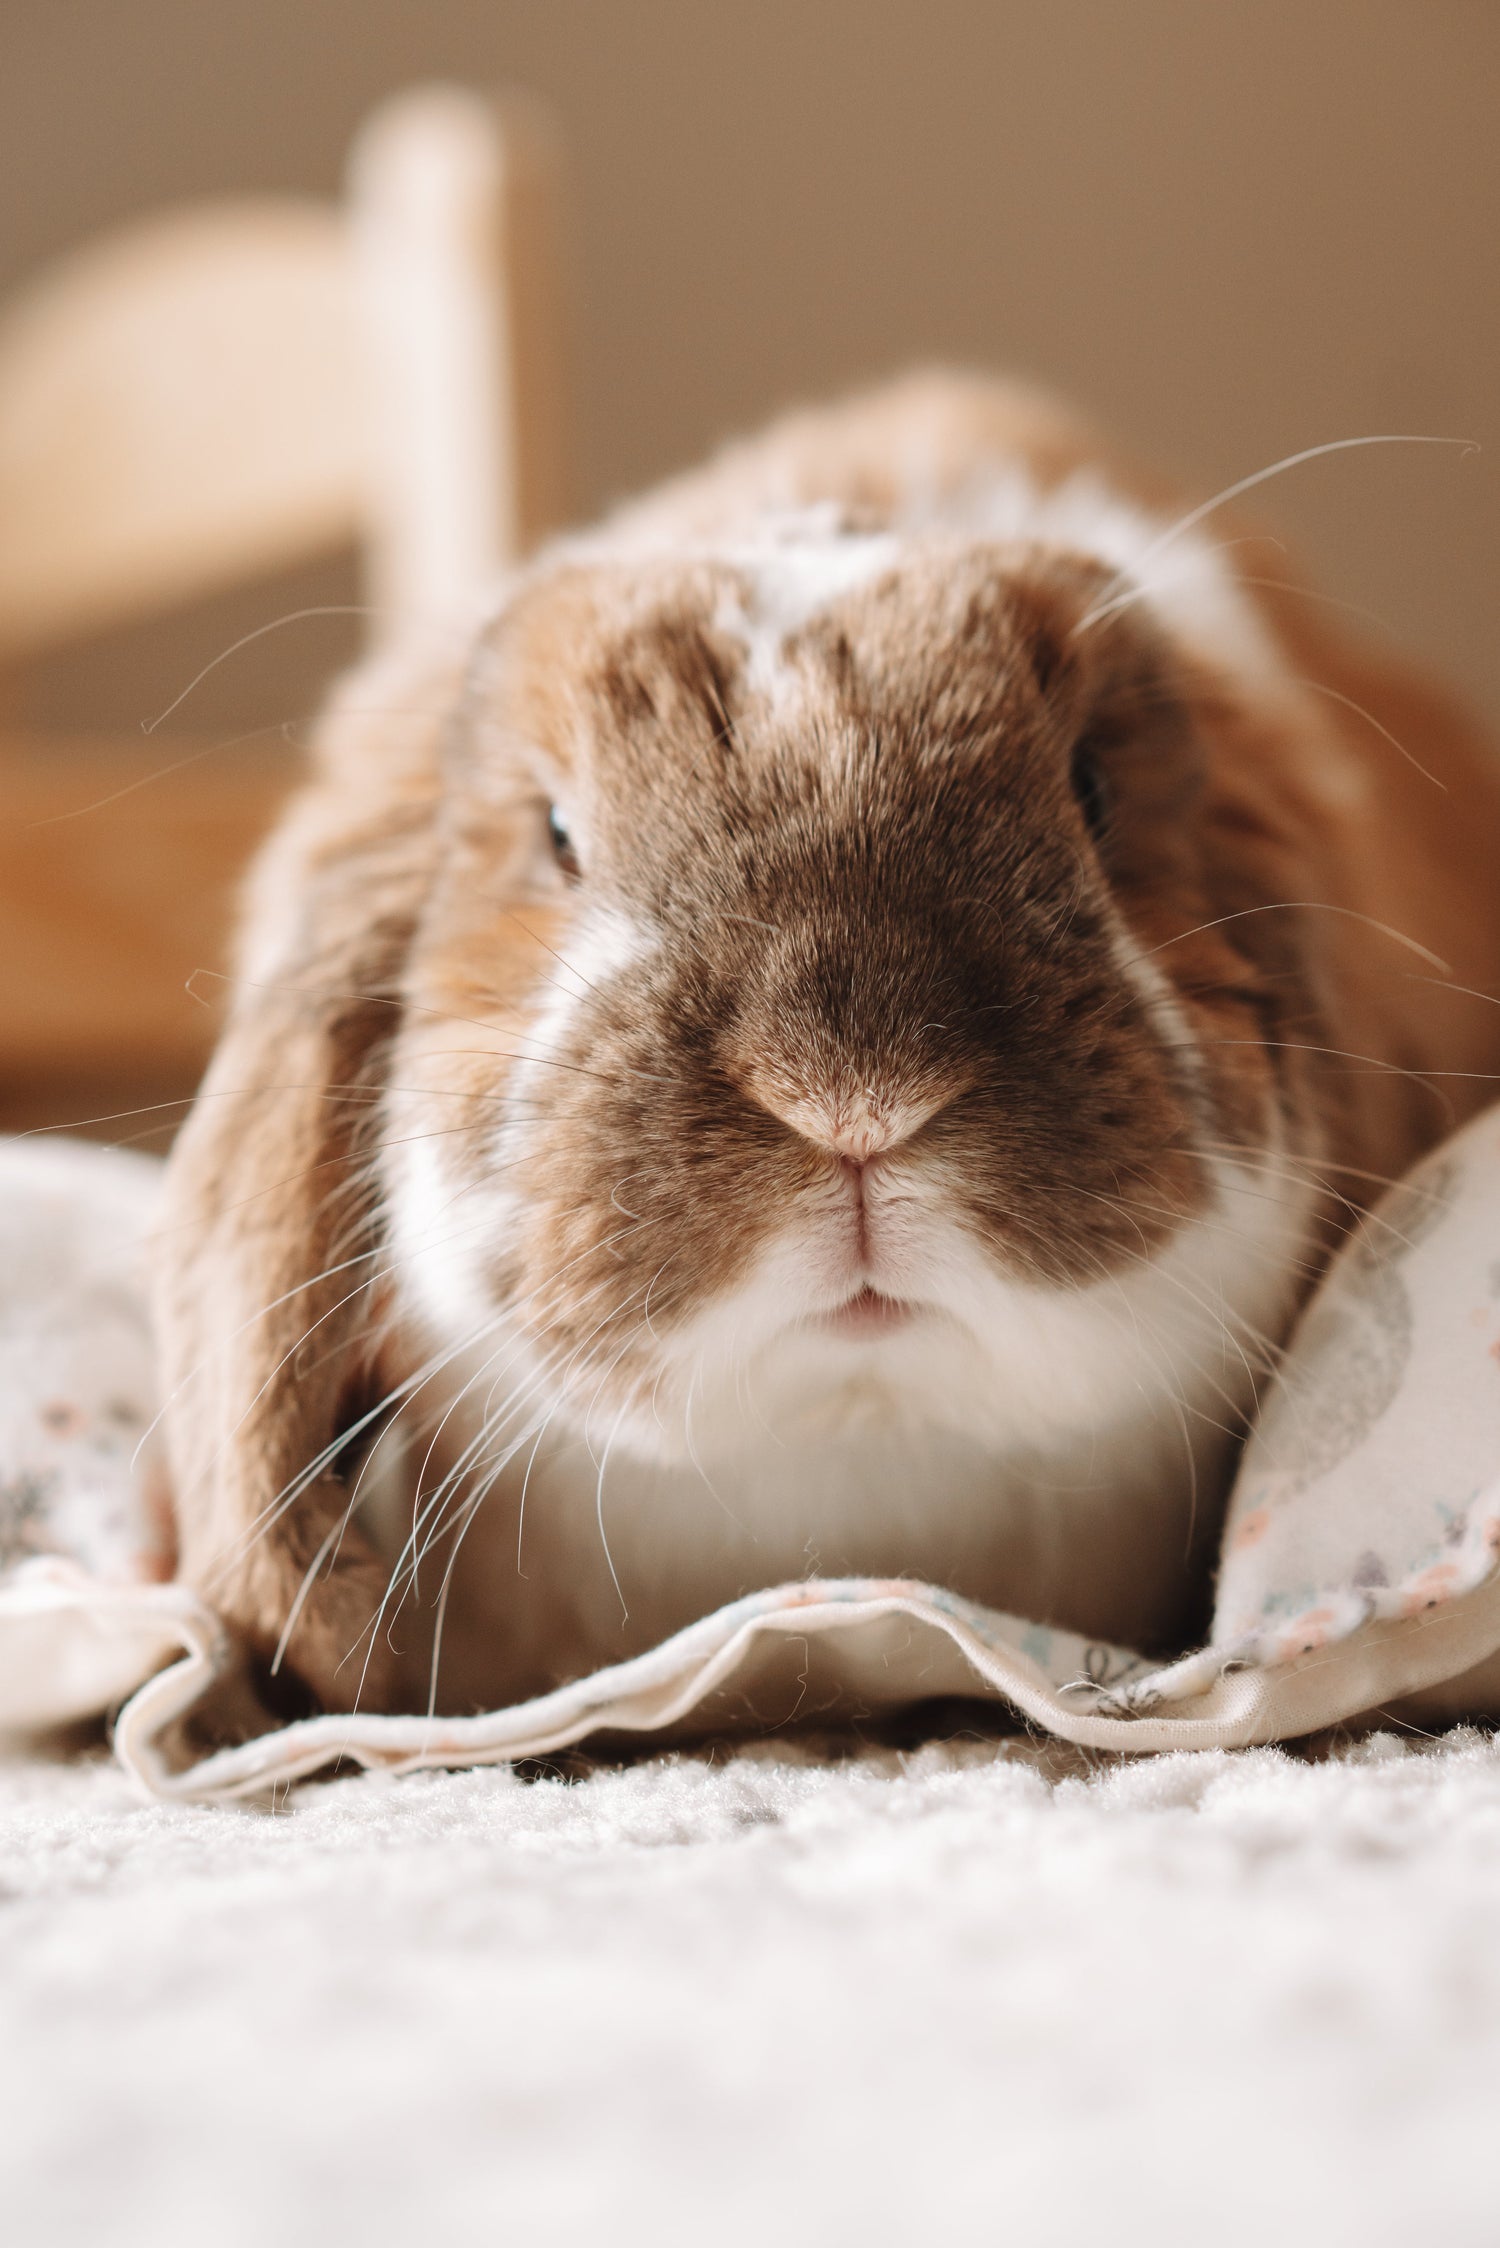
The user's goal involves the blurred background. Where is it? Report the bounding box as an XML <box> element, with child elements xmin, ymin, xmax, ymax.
<box><xmin>2</xmin><ymin>0</ymin><xmax>1496</xmax><ymax>1136</ymax></box>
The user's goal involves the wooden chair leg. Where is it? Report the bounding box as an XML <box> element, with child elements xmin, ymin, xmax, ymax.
<box><xmin>347</xmin><ymin>85</ymin><xmax>572</xmax><ymax>639</ymax></box>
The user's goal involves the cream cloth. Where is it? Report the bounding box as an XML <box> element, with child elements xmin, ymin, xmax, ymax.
<box><xmin>4</xmin><ymin>1113</ymin><xmax>1499</xmax><ymax>1802</ymax></box>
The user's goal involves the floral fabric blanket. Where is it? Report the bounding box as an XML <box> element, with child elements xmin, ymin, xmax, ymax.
<box><xmin>4</xmin><ymin>1112</ymin><xmax>1499</xmax><ymax>1802</ymax></box>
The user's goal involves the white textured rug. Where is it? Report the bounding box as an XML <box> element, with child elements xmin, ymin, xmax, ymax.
<box><xmin>5</xmin><ymin>1726</ymin><xmax>1500</xmax><ymax>2246</ymax></box>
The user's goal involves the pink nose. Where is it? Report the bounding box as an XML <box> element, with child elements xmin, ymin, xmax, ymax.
<box><xmin>753</xmin><ymin>1085</ymin><xmax>928</xmax><ymax>1163</ymax></box>
<box><xmin>822</xmin><ymin>1110</ymin><xmax>895</xmax><ymax>1164</ymax></box>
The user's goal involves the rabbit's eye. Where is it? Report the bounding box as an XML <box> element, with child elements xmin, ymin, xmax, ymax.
<box><xmin>547</xmin><ymin>804</ymin><xmax>581</xmax><ymax>882</ymax></box>
<box><xmin>1069</xmin><ymin>740</ymin><xmax>1111</xmax><ymax>844</ymax></box>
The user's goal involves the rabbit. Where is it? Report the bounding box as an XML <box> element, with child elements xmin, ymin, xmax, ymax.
<box><xmin>153</xmin><ymin>369</ymin><xmax>1500</xmax><ymax>1719</ymax></box>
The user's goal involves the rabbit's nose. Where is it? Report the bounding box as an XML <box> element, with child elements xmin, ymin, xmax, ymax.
<box><xmin>745</xmin><ymin>1079</ymin><xmax>940</xmax><ymax>1162</ymax></box>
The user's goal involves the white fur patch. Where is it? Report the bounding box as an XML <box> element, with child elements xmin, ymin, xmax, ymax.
<box><xmin>905</xmin><ymin>463</ymin><xmax>1292</xmax><ymax>692</ymax></box>
<box><xmin>387</xmin><ymin>1131</ymin><xmax>505</xmax><ymax>1350</ymax></box>
<box><xmin>709</xmin><ymin>510</ymin><xmax>900</xmax><ymax>708</ymax></box>
<box><xmin>507</xmin><ymin>904</ymin><xmax>649</xmax><ymax>1086</ymax></box>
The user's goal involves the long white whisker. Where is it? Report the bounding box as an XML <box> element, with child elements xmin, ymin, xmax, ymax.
<box><xmin>1136</xmin><ymin>901</ymin><xmax>1451</xmax><ymax>977</ymax></box>
<box><xmin>1296</xmin><ymin>676</ymin><xmax>1445</xmax><ymax>792</ymax></box>
<box><xmin>1074</xmin><ymin>434</ymin><xmax>1477</xmax><ymax>634</ymax></box>
<box><xmin>141</xmin><ymin>603</ymin><xmax>441</xmax><ymax>731</ymax></box>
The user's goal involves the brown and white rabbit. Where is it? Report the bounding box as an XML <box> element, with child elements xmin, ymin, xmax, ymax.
<box><xmin>154</xmin><ymin>370</ymin><xmax>1500</xmax><ymax>1717</ymax></box>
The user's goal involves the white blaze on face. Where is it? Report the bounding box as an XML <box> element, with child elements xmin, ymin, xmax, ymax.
<box><xmin>385</xmin><ymin>896</ymin><xmax>652</xmax><ymax>1351</ymax></box>
<box><xmin>506</xmin><ymin>902</ymin><xmax>650</xmax><ymax>1084</ymax></box>
<box><xmin>710</xmin><ymin>512</ymin><xmax>902</xmax><ymax>712</ymax></box>
<box><xmin>388</xmin><ymin>1128</ymin><xmax>508</xmax><ymax>1350</ymax></box>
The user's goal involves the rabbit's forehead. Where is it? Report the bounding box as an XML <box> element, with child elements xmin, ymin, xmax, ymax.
<box><xmin>495</xmin><ymin>537</ymin><xmax>1087</xmax><ymax>809</ymax></box>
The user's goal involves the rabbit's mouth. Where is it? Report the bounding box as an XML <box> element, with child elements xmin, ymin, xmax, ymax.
<box><xmin>809</xmin><ymin>1287</ymin><xmax>920</xmax><ymax>1339</ymax></box>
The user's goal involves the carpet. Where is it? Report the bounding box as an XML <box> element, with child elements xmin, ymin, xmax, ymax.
<box><xmin>5</xmin><ymin>1722</ymin><xmax>1500</xmax><ymax>2245</ymax></box>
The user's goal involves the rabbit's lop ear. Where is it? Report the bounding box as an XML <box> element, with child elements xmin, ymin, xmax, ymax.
<box><xmin>153</xmin><ymin>628</ymin><xmax>468</xmax><ymax>1711</ymax></box>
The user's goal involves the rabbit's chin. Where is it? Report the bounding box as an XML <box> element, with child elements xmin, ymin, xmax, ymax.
<box><xmin>363</xmin><ymin>1139</ymin><xmax>1313</xmax><ymax>1688</ymax></box>
<box><xmin>390</xmin><ymin>1135</ymin><xmax>1315</xmax><ymax>1489</ymax></box>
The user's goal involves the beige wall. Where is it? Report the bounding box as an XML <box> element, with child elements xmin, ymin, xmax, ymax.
<box><xmin>5</xmin><ymin>0</ymin><xmax>1498</xmax><ymax>720</ymax></box>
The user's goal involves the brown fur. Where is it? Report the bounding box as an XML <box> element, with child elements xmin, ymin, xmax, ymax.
<box><xmin>154</xmin><ymin>371</ymin><xmax>1500</xmax><ymax>1710</ymax></box>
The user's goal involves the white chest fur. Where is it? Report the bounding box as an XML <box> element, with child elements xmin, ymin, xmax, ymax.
<box><xmin>375</xmin><ymin>1137</ymin><xmax>1306</xmax><ymax>1707</ymax></box>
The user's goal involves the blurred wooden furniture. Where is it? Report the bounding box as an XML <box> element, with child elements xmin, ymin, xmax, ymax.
<box><xmin>0</xmin><ymin>84</ymin><xmax>569</xmax><ymax>1138</ymax></box>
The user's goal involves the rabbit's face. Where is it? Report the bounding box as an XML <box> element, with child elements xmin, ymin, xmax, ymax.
<box><xmin>382</xmin><ymin>533</ymin><xmax>1314</xmax><ymax>1465</ymax></box>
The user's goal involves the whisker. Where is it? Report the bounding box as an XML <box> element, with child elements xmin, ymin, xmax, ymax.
<box><xmin>1295</xmin><ymin>677</ymin><xmax>1445</xmax><ymax>792</ymax></box>
<box><xmin>1234</xmin><ymin>574</ymin><xmax>1394</xmax><ymax>637</ymax></box>
<box><xmin>25</xmin><ymin>718</ymin><xmax>308</xmax><ymax>828</ymax></box>
<box><xmin>184</xmin><ymin>968</ymin><xmax>687</xmax><ymax>1090</ymax></box>
<box><xmin>1134</xmin><ymin>902</ymin><xmax>1450</xmax><ymax>978</ymax></box>
<box><xmin>141</xmin><ymin>603</ymin><xmax>445</xmax><ymax>732</ymax></box>
<box><xmin>1073</xmin><ymin>433</ymin><xmax>1478</xmax><ymax>636</ymax></box>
